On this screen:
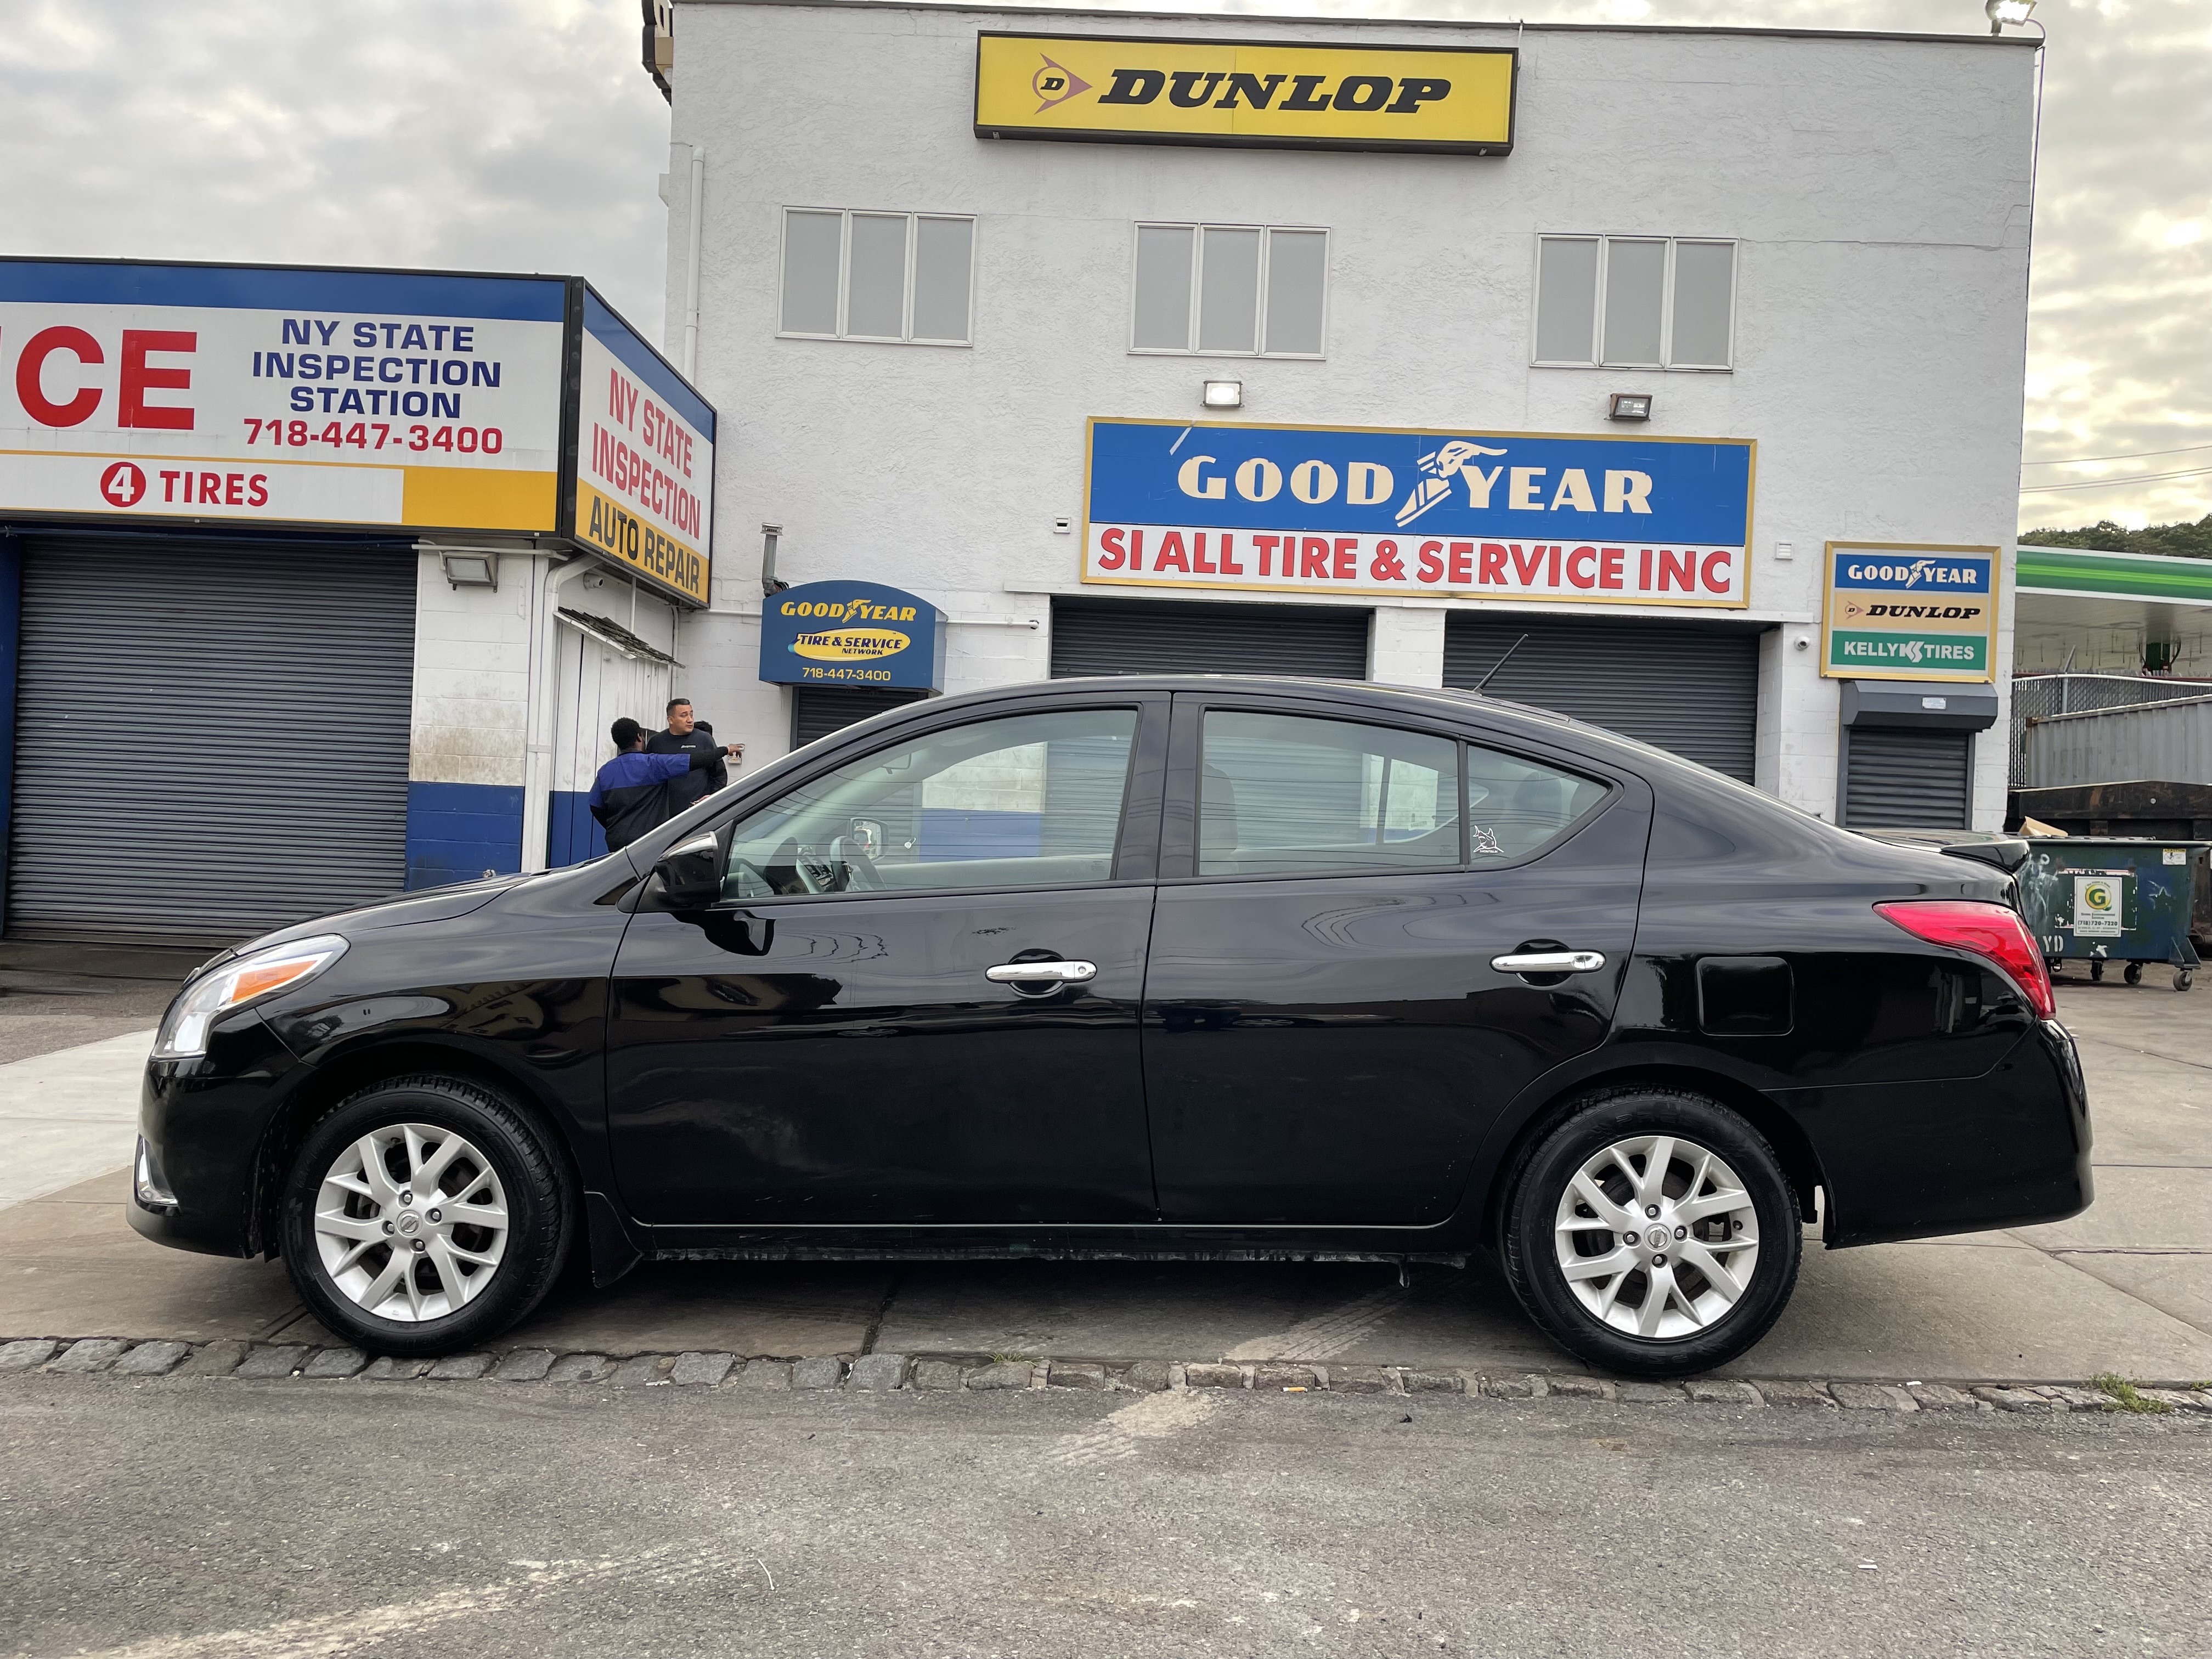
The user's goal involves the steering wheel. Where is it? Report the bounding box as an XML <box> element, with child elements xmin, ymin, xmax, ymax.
<box><xmin>831</xmin><ymin>837</ymin><xmax>883</xmax><ymax>892</ymax></box>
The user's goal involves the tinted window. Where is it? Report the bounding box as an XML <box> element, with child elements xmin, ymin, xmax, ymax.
<box><xmin>724</xmin><ymin>709</ymin><xmax>1136</xmax><ymax>898</ymax></box>
<box><xmin>1199</xmin><ymin>712</ymin><xmax>1460</xmax><ymax>876</ymax></box>
<box><xmin>1465</xmin><ymin>746</ymin><xmax>1608</xmax><ymax>857</ymax></box>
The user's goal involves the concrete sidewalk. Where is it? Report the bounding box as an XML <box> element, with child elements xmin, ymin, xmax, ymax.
<box><xmin>3</xmin><ymin>983</ymin><xmax>2208</xmax><ymax>1384</ymax></box>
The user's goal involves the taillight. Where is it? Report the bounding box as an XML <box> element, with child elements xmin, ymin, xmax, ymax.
<box><xmin>1875</xmin><ymin>900</ymin><xmax>2056</xmax><ymax>1020</ymax></box>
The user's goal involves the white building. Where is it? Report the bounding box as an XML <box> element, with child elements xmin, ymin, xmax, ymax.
<box><xmin>651</xmin><ymin>0</ymin><xmax>2038</xmax><ymax>830</ymax></box>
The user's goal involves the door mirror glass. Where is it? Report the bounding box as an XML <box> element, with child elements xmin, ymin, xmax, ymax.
<box><xmin>1199</xmin><ymin>712</ymin><xmax>1460</xmax><ymax>876</ymax></box>
<box><xmin>1464</xmin><ymin>746</ymin><xmax>1609</xmax><ymax>858</ymax></box>
<box><xmin>720</xmin><ymin>708</ymin><xmax>1139</xmax><ymax>898</ymax></box>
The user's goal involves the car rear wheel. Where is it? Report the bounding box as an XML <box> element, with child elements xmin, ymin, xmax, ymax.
<box><xmin>1504</xmin><ymin>1088</ymin><xmax>1801</xmax><ymax>1379</ymax></box>
<box><xmin>280</xmin><ymin>1075</ymin><xmax>572</xmax><ymax>1357</ymax></box>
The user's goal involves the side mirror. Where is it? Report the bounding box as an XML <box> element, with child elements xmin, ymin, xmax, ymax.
<box><xmin>652</xmin><ymin>831</ymin><xmax>723</xmax><ymax>911</ymax></box>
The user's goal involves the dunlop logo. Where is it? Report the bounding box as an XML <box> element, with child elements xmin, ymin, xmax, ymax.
<box><xmin>975</xmin><ymin>34</ymin><xmax>1517</xmax><ymax>156</ymax></box>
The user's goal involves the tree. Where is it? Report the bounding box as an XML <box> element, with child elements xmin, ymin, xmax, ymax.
<box><xmin>2019</xmin><ymin>515</ymin><xmax>2212</xmax><ymax>560</ymax></box>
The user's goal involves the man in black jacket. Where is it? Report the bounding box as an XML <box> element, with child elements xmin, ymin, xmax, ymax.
<box><xmin>646</xmin><ymin>697</ymin><xmax>740</xmax><ymax>816</ymax></box>
<box><xmin>590</xmin><ymin>717</ymin><xmax>742</xmax><ymax>852</ymax></box>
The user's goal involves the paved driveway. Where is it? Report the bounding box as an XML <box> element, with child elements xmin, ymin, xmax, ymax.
<box><xmin>4</xmin><ymin>978</ymin><xmax>2208</xmax><ymax>1384</ymax></box>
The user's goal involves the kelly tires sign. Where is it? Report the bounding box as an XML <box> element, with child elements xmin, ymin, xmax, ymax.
<box><xmin>1820</xmin><ymin>541</ymin><xmax>2000</xmax><ymax>683</ymax></box>
<box><xmin>1083</xmin><ymin>418</ymin><xmax>1754</xmax><ymax>607</ymax></box>
<box><xmin>976</xmin><ymin>33</ymin><xmax>1516</xmax><ymax>156</ymax></box>
<box><xmin>0</xmin><ymin>258</ymin><xmax>717</xmax><ymax>608</ymax></box>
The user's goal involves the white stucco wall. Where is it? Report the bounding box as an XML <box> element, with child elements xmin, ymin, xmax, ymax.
<box><xmin>661</xmin><ymin>1</ymin><xmax>2035</xmax><ymax>825</ymax></box>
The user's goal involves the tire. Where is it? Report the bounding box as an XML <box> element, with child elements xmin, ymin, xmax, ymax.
<box><xmin>2177</xmin><ymin>969</ymin><xmax>2196</xmax><ymax>993</ymax></box>
<box><xmin>2124</xmin><ymin>961</ymin><xmax>2144</xmax><ymax>986</ymax></box>
<box><xmin>279</xmin><ymin>1075</ymin><xmax>573</xmax><ymax>1357</ymax></box>
<box><xmin>1503</xmin><ymin>1087</ymin><xmax>1802</xmax><ymax>1379</ymax></box>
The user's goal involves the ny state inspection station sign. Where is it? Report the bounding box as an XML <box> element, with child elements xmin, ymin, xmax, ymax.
<box><xmin>977</xmin><ymin>33</ymin><xmax>1516</xmax><ymax>155</ymax></box>
<box><xmin>1820</xmin><ymin>542</ymin><xmax>2000</xmax><ymax>684</ymax></box>
<box><xmin>0</xmin><ymin>258</ymin><xmax>715</xmax><ymax>607</ymax></box>
<box><xmin>1083</xmin><ymin>419</ymin><xmax>1756</xmax><ymax>607</ymax></box>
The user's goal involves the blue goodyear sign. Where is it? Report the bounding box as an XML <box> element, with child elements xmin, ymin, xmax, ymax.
<box><xmin>1820</xmin><ymin>542</ymin><xmax>2000</xmax><ymax>684</ymax></box>
<box><xmin>1083</xmin><ymin>417</ymin><xmax>1755</xmax><ymax>607</ymax></box>
<box><xmin>759</xmin><ymin>580</ymin><xmax>946</xmax><ymax>691</ymax></box>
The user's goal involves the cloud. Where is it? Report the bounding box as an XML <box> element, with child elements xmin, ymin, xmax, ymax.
<box><xmin>2</xmin><ymin>0</ymin><xmax>2205</xmax><ymax>531</ymax></box>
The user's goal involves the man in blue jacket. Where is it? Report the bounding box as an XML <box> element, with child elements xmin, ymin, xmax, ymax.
<box><xmin>590</xmin><ymin>717</ymin><xmax>743</xmax><ymax>852</ymax></box>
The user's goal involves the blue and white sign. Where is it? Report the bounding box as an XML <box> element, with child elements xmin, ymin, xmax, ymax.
<box><xmin>758</xmin><ymin>580</ymin><xmax>946</xmax><ymax>691</ymax></box>
<box><xmin>1084</xmin><ymin>417</ymin><xmax>1756</xmax><ymax>607</ymax></box>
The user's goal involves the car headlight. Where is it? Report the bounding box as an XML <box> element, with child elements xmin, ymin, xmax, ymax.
<box><xmin>151</xmin><ymin>935</ymin><xmax>349</xmax><ymax>1060</ymax></box>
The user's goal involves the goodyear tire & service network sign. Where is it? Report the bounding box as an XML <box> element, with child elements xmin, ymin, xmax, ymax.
<box><xmin>0</xmin><ymin>257</ymin><xmax>715</xmax><ymax>607</ymax></box>
<box><xmin>759</xmin><ymin>581</ymin><xmax>947</xmax><ymax>691</ymax></box>
<box><xmin>976</xmin><ymin>33</ymin><xmax>1516</xmax><ymax>155</ymax></box>
<box><xmin>1084</xmin><ymin>418</ymin><xmax>1756</xmax><ymax>607</ymax></box>
<box><xmin>1820</xmin><ymin>542</ymin><xmax>2000</xmax><ymax>684</ymax></box>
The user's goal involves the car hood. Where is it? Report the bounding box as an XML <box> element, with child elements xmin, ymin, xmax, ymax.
<box><xmin>204</xmin><ymin>873</ymin><xmax>538</xmax><ymax>971</ymax></box>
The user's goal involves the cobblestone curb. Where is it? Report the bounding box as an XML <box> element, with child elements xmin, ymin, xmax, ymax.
<box><xmin>7</xmin><ymin>1336</ymin><xmax>2211</xmax><ymax>1414</ymax></box>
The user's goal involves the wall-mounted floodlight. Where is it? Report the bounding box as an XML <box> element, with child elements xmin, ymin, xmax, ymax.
<box><xmin>1202</xmin><ymin>380</ymin><xmax>1243</xmax><ymax>410</ymax></box>
<box><xmin>1607</xmin><ymin>392</ymin><xmax>1652</xmax><ymax>422</ymax></box>
<box><xmin>1986</xmin><ymin>0</ymin><xmax>2035</xmax><ymax>32</ymax></box>
<box><xmin>441</xmin><ymin>552</ymin><xmax>498</xmax><ymax>589</ymax></box>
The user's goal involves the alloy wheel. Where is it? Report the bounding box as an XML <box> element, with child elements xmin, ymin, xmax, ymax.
<box><xmin>312</xmin><ymin>1123</ymin><xmax>510</xmax><ymax>1322</ymax></box>
<box><xmin>1552</xmin><ymin>1133</ymin><xmax>1761</xmax><ymax>1340</ymax></box>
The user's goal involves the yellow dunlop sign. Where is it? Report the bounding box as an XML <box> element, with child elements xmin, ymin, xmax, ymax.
<box><xmin>975</xmin><ymin>33</ymin><xmax>1517</xmax><ymax>155</ymax></box>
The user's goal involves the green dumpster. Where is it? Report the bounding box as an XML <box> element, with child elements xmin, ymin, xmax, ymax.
<box><xmin>2016</xmin><ymin>839</ymin><xmax>2209</xmax><ymax>991</ymax></box>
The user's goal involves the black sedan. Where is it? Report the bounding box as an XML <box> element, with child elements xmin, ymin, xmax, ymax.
<box><xmin>129</xmin><ymin>676</ymin><xmax>2089</xmax><ymax>1377</ymax></box>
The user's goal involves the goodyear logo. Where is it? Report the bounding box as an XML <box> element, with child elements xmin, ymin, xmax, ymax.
<box><xmin>976</xmin><ymin>34</ymin><xmax>1516</xmax><ymax>155</ymax></box>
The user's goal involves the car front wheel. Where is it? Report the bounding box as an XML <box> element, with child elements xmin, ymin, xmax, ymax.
<box><xmin>280</xmin><ymin>1075</ymin><xmax>572</xmax><ymax>1357</ymax></box>
<box><xmin>1504</xmin><ymin>1088</ymin><xmax>1801</xmax><ymax>1379</ymax></box>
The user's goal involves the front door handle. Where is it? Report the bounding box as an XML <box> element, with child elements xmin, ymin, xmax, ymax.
<box><xmin>1491</xmin><ymin>950</ymin><xmax>1607</xmax><ymax>975</ymax></box>
<box><xmin>985</xmin><ymin>959</ymin><xmax>1098</xmax><ymax>985</ymax></box>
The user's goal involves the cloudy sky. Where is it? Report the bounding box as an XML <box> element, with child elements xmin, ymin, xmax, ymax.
<box><xmin>2</xmin><ymin>0</ymin><xmax>2204</xmax><ymax>531</ymax></box>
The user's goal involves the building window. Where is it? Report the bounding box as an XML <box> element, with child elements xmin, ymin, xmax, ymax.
<box><xmin>1131</xmin><ymin>224</ymin><xmax>1328</xmax><ymax>358</ymax></box>
<box><xmin>1533</xmin><ymin>236</ymin><xmax>1736</xmax><ymax>370</ymax></box>
<box><xmin>779</xmin><ymin>209</ymin><xmax>974</xmax><ymax>345</ymax></box>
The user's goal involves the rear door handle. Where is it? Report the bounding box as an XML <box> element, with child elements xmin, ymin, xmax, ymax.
<box><xmin>1491</xmin><ymin>951</ymin><xmax>1607</xmax><ymax>975</ymax></box>
<box><xmin>985</xmin><ymin>960</ymin><xmax>1098</xmax><ymax>984</ymax></box>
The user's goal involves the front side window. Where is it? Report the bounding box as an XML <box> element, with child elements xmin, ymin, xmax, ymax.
<box><xmin>780</xmin><ymin>208</ymin><xmax>974</xmax><ymax>345</ymax></box>
<box><xmin>1199</xmin><ymin>712</ymin><xmax>1459</xmax><ymax>876</ymax></box>
<box><xmin>1533</xmin><ymin>235</ymin><xmax>1735</xmax><ymax>369</ymax></box>
<box><xmin>723</xmin><ymin>709</ymin><xmax>1136</xmax><ymax>898</ymax></box>
<box><xmin>1132</xmin><ymin>224</ymin><xmax>1328</xmax><ymax>357</ymax></box>
<box><xmin>1464</xmin><ymin>746</ymin><xmax>1609</xmax><ymax>858</ymax></box>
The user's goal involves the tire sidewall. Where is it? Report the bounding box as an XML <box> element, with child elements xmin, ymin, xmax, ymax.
<box><xmin>1506</xmin><ymin>1090</ymin><xmax>1801</xmax><ymax>1379</ymax></box>
<box><xmin>281</xmin><ymin>1080</ymin><xmax>567</xmax><ymax>1357</ymax></box>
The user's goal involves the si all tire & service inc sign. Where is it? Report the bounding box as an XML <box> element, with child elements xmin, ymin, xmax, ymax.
<box><xmin>1084</xmin><ymin>418</ymin><xmax>1756</xmax><ymax>607</ymax></box>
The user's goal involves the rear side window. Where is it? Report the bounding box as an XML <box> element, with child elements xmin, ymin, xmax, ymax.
<box><xmin>1465</xmin><ymin>744</ymin><xmax>1608</xmax><ymax>857</ymax></box>
<box><xmin>1199</xmin><ymin>712</ymin><xmax>1460</xmax><ymax>876</ymax></box>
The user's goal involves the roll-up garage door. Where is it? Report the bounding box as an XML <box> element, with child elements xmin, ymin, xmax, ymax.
<box><xmin>1839</xmin><ymin>727</ymin><xmax>1973</xmax><ymax>829</ymax></box>
<box><xmin>1443</xmin><ymin>614</ymin><xmax>1764</xmax><ymax>782</ymax></box>
<box><xmin>791</xmin><ymin>685</ymin><xmax>930</xmax><ymax>749</ymax></box>
<box><xmin>8</xmin><ymin>536</ymin><xmax>416</xmax><ymax>946</ymax></box>
<box><xmin>1050</xmin><ymin>597</ymin><xmax>1370</xmax><ymax>680</ymax></box>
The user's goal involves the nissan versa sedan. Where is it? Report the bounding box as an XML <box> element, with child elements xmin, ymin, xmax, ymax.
<box><xmin>129</xmin><ymin>676</ymin><xmax>2090</xmax><ymax>1377</ymax></box>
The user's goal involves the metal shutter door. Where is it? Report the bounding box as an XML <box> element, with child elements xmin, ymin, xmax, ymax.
<box><xmin>9</xmin><ymin>537</ymin><xmax>415</xmax><ymax>946</ymax></box>
<box><xmin>1841</xmin><ymin>727</ymin><xmax>1972</xmax><ymax>829</ymax></box>
<box><xmin>1050</xmin><ymin>597</ymin><xmax>1370</xmax><ymax>679</ymax></box>
<box><xmin>791</xmin><ymin>685</ymin><xmax>930</xmax><ymax>748</ymax></box>
<box><xmin>1443</xmin><ymin>614</ymin><xmax>1763</xmax><ymax>781</ymax></box>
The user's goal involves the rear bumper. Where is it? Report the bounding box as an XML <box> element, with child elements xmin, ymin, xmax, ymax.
<box><xmin>1776</xmin><ymin>1019</ymin><xmax>2092</xmax><ymax>1248</ymax></box>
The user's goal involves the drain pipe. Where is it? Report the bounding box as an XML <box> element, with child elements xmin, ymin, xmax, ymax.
<box><xmin>520</xmin><ymin>551</ymin><xmax>594</xmax><ymax>872</ymax></box>
<box><xmin>681</xmin><ymin>148</ymin><xmax>706</xmax><ymax>378</ymax></box>
<box><xmin>760</xmin><ymin>522</ymin><xmax>790</xmax><ymax>597</ymax></box>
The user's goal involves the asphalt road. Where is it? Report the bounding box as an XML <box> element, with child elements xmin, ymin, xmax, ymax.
<box><xmin>3</xmin><ymin>1375</ymin><xmax>2208</xmax><ymax>1658</ymax></box>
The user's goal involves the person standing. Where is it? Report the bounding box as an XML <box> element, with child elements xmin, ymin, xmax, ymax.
<box><xmin>590</xmin><ymin>717</ymin><xmax>742</xmax><ymax>852</ymax></box>
<box><xmin>646</xmin><ymin>696</ymin><xmax>741</xmax><ymax>815</ymax></box>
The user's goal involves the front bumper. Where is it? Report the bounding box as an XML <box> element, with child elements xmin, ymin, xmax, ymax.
<box><xmin>127</xmin><ymin>1011</ymin><xmax>311</xmax><ymax>1259</ymax></box>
